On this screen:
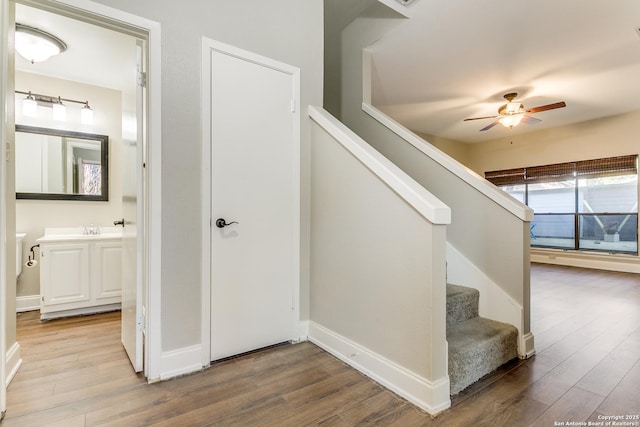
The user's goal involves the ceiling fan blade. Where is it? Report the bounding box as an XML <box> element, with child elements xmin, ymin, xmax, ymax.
<box><xmin>526</xmin><ymin>101</ymin><xmax>566</xmax><ymax>114</ymax></box>
<box><xmin>480</xmin><ymin>120</ymin><xmax>499</xmax><ymax>131</ymax></box>
<box><xmin>521</xmin><ymin>115</ymin><xmax>541</xmax><ymax>125</ymax></box>
<box><xmin>464</xmin><ymin>115</ymin><xmax>498</xmax><ymax>121</ymax></box>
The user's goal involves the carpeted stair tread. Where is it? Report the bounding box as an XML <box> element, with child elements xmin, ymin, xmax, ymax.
<box><xmin>447</xmin><ymin>316</ymin><xmax>518</xmax><ymax>395</ymax></box>
<box><xmin>446</xmin><ymin>284</ymin><xmax>479</xmax><ymax>326</ymax></box>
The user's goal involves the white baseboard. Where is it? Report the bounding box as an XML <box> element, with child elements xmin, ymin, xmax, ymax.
<box><xmin>16</xmin><ymin>295</ymin><xmax>40</xmax><ymax>313</ymax></box>
<box><xmin>308</xmin><ymin>322</ymin><xmax>451</xmax><ymax>415</ymax></box>
<box><xmin>6</xmin><ymin>342</ymin><xmax>22</xmax><ymax>386</ymax></box>
<box><xmin>521</xmin><ymin>333</ymin><xmax>536</xmax><ymax>359</ymax></box>
<box><xmin>531</xmin><ymin>250</ymin><xmax>640</xmax><ymax>274</ymax></box>
<box><xmin>40</xmin><ymin>303</ymin><xmax>121</xmax><ymax>320</ymax></box>
<box><xmin>160</xmin><ymin>344</ymin><xmax>204</xmax><ymax>380</ymax></box>
<box><xmin>297</xmin><ymin>320</ymin><xmax>309</xmax><ymax>342</ymax></box>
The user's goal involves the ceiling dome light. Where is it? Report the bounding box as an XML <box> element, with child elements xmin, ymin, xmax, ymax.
<box><xmin>15</xmin><ymin>23</ymin><xmax>67</xmax><ymax>63</ymax></box>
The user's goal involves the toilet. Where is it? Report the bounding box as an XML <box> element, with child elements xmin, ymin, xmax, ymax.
<box><xmin>16</xmin><ymin>232</ymin><xmax>26</xmax><ymax>277</ymax></box>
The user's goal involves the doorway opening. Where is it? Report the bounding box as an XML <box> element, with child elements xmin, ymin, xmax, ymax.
<box><xmin>2</xmin><ymin>0</ymin><xmax>162</xmax><ymax>408</ymax></box>
<box><xmin>12</xmin><ymin>0</ymin><xmax>144</xmax><ymax>371</ymax></box>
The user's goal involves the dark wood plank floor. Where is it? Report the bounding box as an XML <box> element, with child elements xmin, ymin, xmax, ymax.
<box><xmin>4</xmin><ymin>263</ymin><xmax>640</xmax><ymax>426</ymax></box>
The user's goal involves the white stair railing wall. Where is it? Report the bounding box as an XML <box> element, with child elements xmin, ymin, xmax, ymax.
<box><xmin>328</xmin><ymin>2</ymin><xmax>535</xmax><ymax>358</ymax></box>
<box><xmin>308</xmin><ymin>106</ymin><xmax>452</xmax><ymax>414</ymax></box>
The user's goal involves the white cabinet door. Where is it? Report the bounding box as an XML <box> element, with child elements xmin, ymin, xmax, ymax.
<box><xmin>41</xmin><ymin>243</ymin><xmax>90</xmax><ymax>307</ymax></box>
<box><xmin>93</xmin><ymin>241</ymin><xmax>122</xmax><ymax>301</ymax></box>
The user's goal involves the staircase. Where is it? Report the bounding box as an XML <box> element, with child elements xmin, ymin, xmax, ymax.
<box><xmin>446</xmin><ymin>284</ymin><xmax>518</xmax><ymax>395</ymax></box>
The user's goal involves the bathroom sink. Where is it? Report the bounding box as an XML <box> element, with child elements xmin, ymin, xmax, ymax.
<box><xmin>37</xmin><ymin>226</ymin><xmax>123</xmax><ymax>242</ymax></box>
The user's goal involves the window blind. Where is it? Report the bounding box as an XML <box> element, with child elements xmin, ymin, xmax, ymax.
<box><xmin>576</xmin><ymin>155</ymin><xmax>638</xmax><ymax>178</ymax></box>
<box><xmin>484</xmin><ymin>168</ymin><xmax>525</xmax><ymax>186</ymax></box>
<box><xmin>485</xmin><ymin>155</ymin><xmax>638</xmax><ymax>186</ymax></box>
<box><xmin>525</xmin><ymin>162</ymin><xmax>576</xmax><ymax>184</ymax></box>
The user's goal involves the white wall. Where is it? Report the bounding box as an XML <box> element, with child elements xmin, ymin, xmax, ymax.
<box><xmin>15</xmin><ymin>71</ymin><xmax>123</xmax><ymax>299</ymax></box>
<box><xmin>87</xmin><ymin>0</ymin><xmax>324</xmax><ymax>353</ymax></box>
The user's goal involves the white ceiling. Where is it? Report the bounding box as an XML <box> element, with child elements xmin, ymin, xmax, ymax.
<box><xmin>369</xmin><ymin>0</ymin><xmax>640</xmax><ymax>143</ymax></box>
<box><xmin>15</xmin><ymin>3</ymin><xmax>136</xmax><ymax>92</ymax></box>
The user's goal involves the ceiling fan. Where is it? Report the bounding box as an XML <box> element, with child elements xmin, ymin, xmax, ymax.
<box><xmin>464</xmin><ymin>93</ymin><xmax>566</xmax><ymax>131</ymax></box>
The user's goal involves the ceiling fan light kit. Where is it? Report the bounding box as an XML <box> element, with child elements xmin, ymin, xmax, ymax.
<box><xmin>464</xmin><ymin>92</ymin><xmax>566</xmax><ymax>131</ymax></box>
<box><xmin>498</xmin><ymin>114</ymin><xmax>524</xmax><ymax>128</ymax></box>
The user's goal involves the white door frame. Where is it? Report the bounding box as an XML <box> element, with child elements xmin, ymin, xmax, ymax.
<box><xmin>200</xmin><ymin>38</ymin><xmax>301</xmax><ymax>365</ymax></box>
<box><xmin>0</xmin><ymin>0</ymin><xmax>163</xmax><ymax>381</ymax></box>
<box><xmin>0</xmin><ymin>0</ymin><xmax>10</xmax><ymax>417</ymax></box>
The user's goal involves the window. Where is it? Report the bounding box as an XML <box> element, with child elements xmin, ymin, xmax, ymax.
<box><xmin>80</xmin><ymin>160</ymin><xmax>102</xmax><ymax>195</ymax></box>
<box><xmin>486</xmin><ymin>155</ymin><xmax>638</xmax><ymax>255</ymax></box>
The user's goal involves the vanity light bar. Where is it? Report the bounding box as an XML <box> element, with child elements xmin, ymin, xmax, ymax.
<box><xmin>16</xmin><ymin>90</ymin><xmax>88</xmax><ymax>108</ymax></box>
<box><xmin>15</xmin><ymin>90</ymin><xmax>93</xmax><ymax>124</ymax></box>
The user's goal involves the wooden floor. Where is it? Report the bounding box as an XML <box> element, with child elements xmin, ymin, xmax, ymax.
<box><xmin>4</xmin><ymin>263</ymin><xmax>640</xmax><ymax>426</ymax></box>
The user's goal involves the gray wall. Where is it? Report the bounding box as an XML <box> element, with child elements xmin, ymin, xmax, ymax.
<box><xmin>310</xmin><ymin>120</ymin><xmax>448</xmax><ymax>382</ymax></box>
<box><xmin>89</xmin><ymin>0</ymin><xmax>324</xmax><ymax>352</ymax></box>
<box><xmin>323</xmin><ymin>0</ymin><xmax>376</xmax><ymax>118</ymax></box>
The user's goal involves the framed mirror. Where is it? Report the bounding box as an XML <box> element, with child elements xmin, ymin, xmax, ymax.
<box><xmin>15</xmin><ymin>125</ymin><xmax>109</xmax><ymax>201</ymax></box>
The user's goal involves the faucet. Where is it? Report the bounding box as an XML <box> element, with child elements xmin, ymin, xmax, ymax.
<box><xmin>83</xmin><ymin>224</ymin><xmax>101</xmax><ymax>235</ymax></box>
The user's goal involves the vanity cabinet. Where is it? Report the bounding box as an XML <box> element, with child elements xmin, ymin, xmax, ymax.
<box><xmin>37</xmin><ymin>230</ymin><xmax>122</xmax><ymax>320</ymax></box>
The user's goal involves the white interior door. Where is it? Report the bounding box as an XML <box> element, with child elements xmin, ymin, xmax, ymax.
<box><xmin>208</xmin><ymin>43</ymin><xmax>300</xmax><ymax>361</ymax></box>
<box><xmin>120</xmin><ymin>40</ymin><xmax>145</xmax><ymax>372</ymax></box>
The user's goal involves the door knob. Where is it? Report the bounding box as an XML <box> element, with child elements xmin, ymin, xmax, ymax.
<box><xmin>215</xmin><ymin>218</ymin><xmax>238</xmax><ymax>228</ymax></box>
<box><xmin>114</xmin><ymin>219</ymin><xmax>125</xmax><ymax>227</ymax></box>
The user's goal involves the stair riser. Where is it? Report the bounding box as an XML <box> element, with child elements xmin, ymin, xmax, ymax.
<box><xmin>448</xmin><ymin>327</ymin><xmax>518</xmax><ymax>395</ymax></box>
<box><xmin>446</xmin><ymin>286</ymin><xmax>479</xmax><ymax>326</ymax></box>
